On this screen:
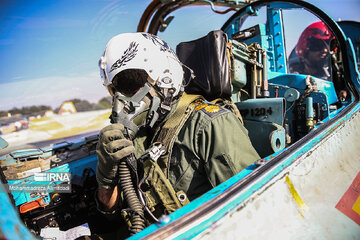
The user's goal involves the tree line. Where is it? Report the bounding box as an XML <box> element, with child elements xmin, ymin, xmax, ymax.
<box><xmin>0</xmin><ymin>97</ymin><xmax>112</xmax><ymax>118</ymax></box>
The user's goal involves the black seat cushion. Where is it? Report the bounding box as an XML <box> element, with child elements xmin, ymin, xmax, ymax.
<box><xmin>176</xmin><ymin>30</ymin><xmax>231</xmax><ymax>101</ymax></box>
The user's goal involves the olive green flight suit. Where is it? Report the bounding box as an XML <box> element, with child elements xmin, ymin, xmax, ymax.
<box><xmin>134</xmin><ymin>99</ymin><xmax>260</xmax><ymax>201</ymax></box>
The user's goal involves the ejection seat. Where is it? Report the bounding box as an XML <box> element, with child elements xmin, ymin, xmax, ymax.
<box><xmin>176</xmin><ymin>30</ymin><xmax>286</xmax><ymax>158</ymax></box>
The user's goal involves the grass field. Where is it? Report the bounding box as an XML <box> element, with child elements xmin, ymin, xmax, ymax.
<box><xmin>30</xmin><ymin>120</ymin><xmax>64</xmax><ymax>131</ymax></box>
<box><xmin>29</xmin><ymin>110</ymin><xmax>111</xmax><ymax>140</ymax></box>
<box><xmin>49</xmin><ymin>111</ymin><xmax>111</xmax><ymax>139</ymax></box>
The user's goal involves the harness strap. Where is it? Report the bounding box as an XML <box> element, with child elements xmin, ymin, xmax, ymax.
<box><xmin>135</xmin><ymin>93</ymin><xmax>203</xmax><ymax>220</ymax></box>
<box><xmin>155</xmin><ymin>93</ymin><xmax>204</xmax><ymax>176</ymax></box>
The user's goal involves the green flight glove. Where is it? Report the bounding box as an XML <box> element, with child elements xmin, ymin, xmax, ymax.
<box><xmin>96</xmin><ymin>123</ymin><xmax>135</xmax><ymax>189</ymax></box>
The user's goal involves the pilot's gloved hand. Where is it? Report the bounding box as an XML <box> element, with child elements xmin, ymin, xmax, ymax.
<box><xmin>96</xmin><ymin>123</ymin><xmax>135</xmax><ymax>189</ymax></box>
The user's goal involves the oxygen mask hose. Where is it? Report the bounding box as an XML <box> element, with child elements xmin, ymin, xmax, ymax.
<box><xmin>112</xmin><ymin>93</ymin><xmax>145</xmax><ymax>234</ymax></box>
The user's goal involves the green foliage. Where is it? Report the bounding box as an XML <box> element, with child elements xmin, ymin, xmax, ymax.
<box><xmin>63</xmin><ymin>98</ymin><xmax>111</xmax><ymax>112</ymax></box>
<box><xmin>0</xmin><ymin>111</ymin><xmax>9</xmax><ymax>118</ymax></box>
<box><xmin>0</xmin><ymin>105</ymin><xmax>52</xmax><ymax>117</ymax></box>
<box><xmin>93</xmin><ymin>97</ymin><xmax>112</xmax><ymax>110</ymax></box>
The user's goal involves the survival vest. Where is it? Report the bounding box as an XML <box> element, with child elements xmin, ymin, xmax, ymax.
<box><xmin>121</xmin><ymin>93</ymin><xmax>243</xmax><ymax>227</ymax></box>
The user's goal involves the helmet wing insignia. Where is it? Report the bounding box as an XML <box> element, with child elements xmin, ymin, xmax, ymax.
<box><xmin>110</xmin><ymin>41</ymin><xmax>139</xmax><ymax>73</ymax></box>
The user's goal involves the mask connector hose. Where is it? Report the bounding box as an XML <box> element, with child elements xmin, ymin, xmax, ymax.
<box><xmin>119</xmin><ymin>160</ymin><xmax>146</xmax><ymax>234</ymax></box>
<box><xmin>112</xmin><ymin>91</ymin><xmax>146</xmax><ymax>234</ymax></box>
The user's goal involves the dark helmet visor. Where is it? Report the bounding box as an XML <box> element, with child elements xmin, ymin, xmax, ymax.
<box><xmin>307</xmin><ymin>37</ymin><xmax>329</xmax><ymax>52</ymax></box>
<box><xmin>112</xmin><ymin>69</ymin><xmax>148</xmax><ymax>97</ymax></box>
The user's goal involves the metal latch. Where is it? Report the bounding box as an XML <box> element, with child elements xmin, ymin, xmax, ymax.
<box><xmin>149</xmin><ymin>143</ymin><xmax>166</xmax><ymax>161</ymax></box>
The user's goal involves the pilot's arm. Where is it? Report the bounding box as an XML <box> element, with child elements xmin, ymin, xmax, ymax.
<box><xmin>96</xmin><ymin>124</ymin><xmax>133</xmax><ymax>213</ymax></box>
<box><xmin>199</xmin><ymin>110</ymin><xmax>259</xmax><ymax>185</ymax></box>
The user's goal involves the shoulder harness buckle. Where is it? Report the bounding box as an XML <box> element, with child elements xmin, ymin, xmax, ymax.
<box><xmin>149</xmin><ymin>143</ymin><xmax>166</xmax><ymax>162</ymax></box>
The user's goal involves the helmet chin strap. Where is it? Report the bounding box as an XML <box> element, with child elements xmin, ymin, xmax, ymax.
<box><xmin>147</xmin><ymin>95</ymin><xmax>161</xmax><ymax>128</ymax></box>
<box><xmin>146</xmin><ymin>88</ymin><xmax>175</xmax><ymax>128</ymax></box>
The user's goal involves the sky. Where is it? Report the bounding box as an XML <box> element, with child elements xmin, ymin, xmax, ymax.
<box><xmin>0</xmin><ymin>0</ymin><xmax>359</xmax><ymax>111</ymax></box>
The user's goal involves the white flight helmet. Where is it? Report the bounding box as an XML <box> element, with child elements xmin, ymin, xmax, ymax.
<box><xmin>99</xmin><ymin>32</ymin><xmax>183</xmax><ymax>97</ymax></box>
<box><xmin>99</xmin><ymin>33</ymin><xmax>184</xmax><ymax>135</ymax></box>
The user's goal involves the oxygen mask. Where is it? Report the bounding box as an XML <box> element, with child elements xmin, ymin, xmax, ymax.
<box><xmin>110</xmin><ymin>70</ymin><xmax>163</xmax><ymax>138</ymax></box>
<box><xmin>111</xmin><ymin>85</ymin><xmax>153</xmax><ymax>139</ymax></box>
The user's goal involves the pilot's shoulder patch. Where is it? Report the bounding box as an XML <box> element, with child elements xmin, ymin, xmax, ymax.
<box><xmin>195</xmin><ymin>103</ymin><xmax>208</xmax><ymax>111</ymax></box>
<box><xmin>195</xmin><ymin>102</ymin><xmax>229</xmax><ymax>118</ymax></box>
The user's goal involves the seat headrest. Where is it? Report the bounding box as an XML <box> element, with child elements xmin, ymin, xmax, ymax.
<box><xmin>176</xmin><ymin>30</ymin><xmax>231</xmax><ymax>101</ymax></box>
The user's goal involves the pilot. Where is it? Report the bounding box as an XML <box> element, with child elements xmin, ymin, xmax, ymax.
<box><xmin>288</xmin><ymin>21</ymin><xmax>333</xmax><ymax>80</ymax></box>
<box><xmin>95</xmin><ymin>32</ymin><xmax>259</xmax><ymax>235</ymax></box>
